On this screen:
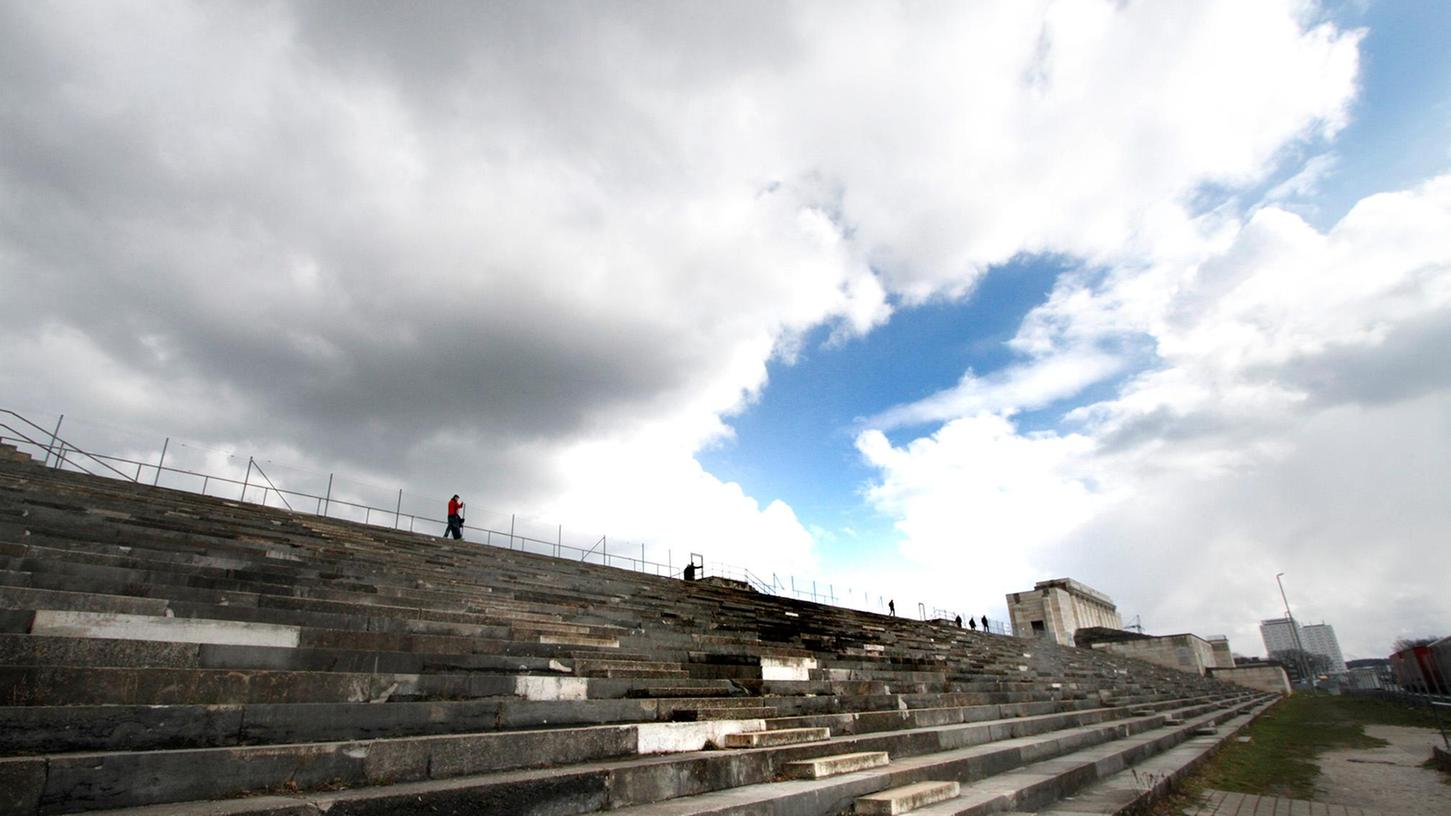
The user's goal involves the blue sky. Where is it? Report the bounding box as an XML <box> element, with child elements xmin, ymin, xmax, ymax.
<box><xmin>699</xmin><ymin>256</ymin><xmax>1066</xmax><ymax>551</ymax></box>
<box><xmin>3</xmin><ymin>1</ymin><xmax>1449</xmax><ymax>659</ymax></box>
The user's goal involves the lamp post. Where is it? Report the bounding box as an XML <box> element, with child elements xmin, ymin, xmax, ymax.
<box><xmin>1276</xmin><ymin>572</ymin><xmax>1312</xmax><ymax>688</ymax></box>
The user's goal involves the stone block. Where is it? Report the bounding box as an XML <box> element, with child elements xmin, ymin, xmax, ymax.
<box><xmin>636</xmin><ymin>720</ymin><xmax>765</xmax><ymax>754</ymax></box>
<box><xmin>784</xmin><ymin>750</ymin><xmax>890</xmax><ymax>779</ymax></box>
<box><xmin>855</xmin><ymin>780</ymin><xmax>960</xmax><ymax>814</ymax></box>
<box><xmin>722</xmin><ymin>727</ymin><xmax>829</xmax><ymax>748</ymax></box>
<box><xmin>0</xmin><ymin>756</ymin><xmax>45</xmax><ymax>814</ymax></box>
<box><xmin>514</xmin><ymin>675</ymin><xmax>589</xmax><ymax>701</ymax></box>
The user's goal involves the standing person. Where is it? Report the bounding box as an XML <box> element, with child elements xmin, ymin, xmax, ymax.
<box><xmin>954</xmin><ymin>615</ymin><xmax>962</xmax><ymax>628</ymax></box>
<box><xmin>969</xmin><ymin>617</ymin><xmax>977</xmax><ymax>630</ymax></box>
<box><xmin>444</xmin><ymin>494</ymin><xmax>464</xmax><ymax>540</ymax></box>
<box><xmin>888</xmin><ymin>599</ymin><xmax>896</xmax><ymax>617</ymax></box>
<box><xmin>980</xmin><ymin>614</ymin><xmax>989</xmax><ymax>632</ymax></box>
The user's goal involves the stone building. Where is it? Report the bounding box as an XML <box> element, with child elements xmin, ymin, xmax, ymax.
<box><xmin>1006</xmin><ymin>578</ymin><xmax>1121</xmax><ymax>647</ymax></box>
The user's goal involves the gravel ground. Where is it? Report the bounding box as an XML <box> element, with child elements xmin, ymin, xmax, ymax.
<box><xmin>1314</xmin><ymin>724</ymin><xmax>1451</xmax><ymax>816</ymax></box>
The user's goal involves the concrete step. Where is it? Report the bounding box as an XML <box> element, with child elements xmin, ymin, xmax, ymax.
<box><xmin>5</xmin><ymin>718</ymin><xmax>771</xmax><ymax>813</ymax></box>
<box><xmin>722</xmin><ymin>727</ymin><xmax>830</xmax><ymax>748</ymax></box>
<box><xmin>856</xmin><ymin>780</ymin><xmax>960</xmax><ymax>814</ymax></box>
<box><xmin>674</xmin><ymin>706</ymin><xmax>777</xmax><ymax>721</ymax></box>
<box><xmin>904</xmin><ymin>699</ymin><xmax>1265</xmax><ymax>815</ymax></box>
<box><xmin>1032</xmin><ymin>699</ymin><xmax>1274</xmax><ymax>815</ymax></box>
<box><xmin>784</xmin><ymin>750</ymin><xmax>890</xmax><ymax>780</ymax></box>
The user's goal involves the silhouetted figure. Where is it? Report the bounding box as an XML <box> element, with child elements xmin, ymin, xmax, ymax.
<box><xmin>888</xmin><ymin>599</ymin><xmax>896</xmax><ymax>617</ymax></box>
<box><xmin>969</xmin><ymin>617</ymin><xmax>977</xmax><ymax>630</ymax></box>
<box><xmin>683</xmin><ymin>562</ymin><xmax>697</xmax><ymax>581</ymax></box>
<box><xmin>443</xmin><ymin>494</ymin><xmax>464</xmax><ymax>540</ymax></box>
<box><xmin>980</xmin><ymin>614</ymin><xmax>989</xmax><ymax>632</ymax></box>
<box><xmin>955</xmin><ymin>615</ymin><xmax>962</xmax><ymax>628</ymax></box>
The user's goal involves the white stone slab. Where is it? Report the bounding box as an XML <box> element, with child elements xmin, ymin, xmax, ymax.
<box><xmin>31</xmin><ymin>610</ymin><xmax>300</xmax><ymax>648</ymax></box>
<box><xmin>761</xmin><ymin>656</ymin><xmax>817</xmax><ymax>681</ymax></box>
<box><xmin>514</xmin><ymin>676</ymin><xmax>589</xmax><ymax>701</ymax></box>
<box><xmin>635</xmin><ymin>719</ymin><xmax>766</xmax><ymax>754</ymax></box>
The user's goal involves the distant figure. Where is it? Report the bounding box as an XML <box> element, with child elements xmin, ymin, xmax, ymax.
<box><xmin>954</xmin><ymin>615</ymin><xmax>962</xmax><ymax>628</ymax></box>
<box><xmin>969</xmin><ymin>617</ymin><xmax>977</xmax><ymax>630</ymax></box>
<box><xmin>980</xmin><ymin>614</ymin><xmax>989</xmax><ymax>632</ymax></box>
<box><xmin>888</xmin><ymin>599</ymin><xmax>896</xmax><ymax>617</ymax></box>
<box><xmin>683</xmin><ymin>562</ymin><xmax>697</xmax><ymax>581</ymax></box>
<box><xmin>443</xmin><ymin>494</ymin><xmax>464</xmax><ymax>540</ymax></box>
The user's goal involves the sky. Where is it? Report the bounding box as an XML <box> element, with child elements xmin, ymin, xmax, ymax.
<box><xmin>2</xmin><ymin>1</ymin><xmax>1448</xmax><ymax>660</ymax></box>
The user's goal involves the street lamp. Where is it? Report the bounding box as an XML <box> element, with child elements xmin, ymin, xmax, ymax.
<box><xmin>1276</xmin><ymin>572</ymin><xmax>1312</xmax><ymax>687</ymax></box>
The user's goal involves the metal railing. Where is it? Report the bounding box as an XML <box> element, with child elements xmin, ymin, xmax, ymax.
<box><xmin>1</xmin><ymin>407</ymin><xmax>1011</xmax><ymax>628</ymax></box>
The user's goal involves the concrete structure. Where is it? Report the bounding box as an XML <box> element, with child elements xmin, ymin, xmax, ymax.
<box><xmin>1006</xmin><ymin>578</ymin><xmax>1122</xmax><ymax>647</ymax></box>
<box><xmin>0</xmin><ymin>440</ymin><xmax>1275</xmax><ymax>816</ymax></box>
<box><xmin>1207</xmin><ymin>664</ymin><xmax>1293</xmax><ymax>695</ymax></box>
<box><xmin>1093</xmin><ymin>633</ymin><xmax>1219</xmax><ymax>676</ymax></box>
<box><xmin>1207</xmin><ymin>635</ymin><xmax>1235</xmax><ymax>669</ymax></box>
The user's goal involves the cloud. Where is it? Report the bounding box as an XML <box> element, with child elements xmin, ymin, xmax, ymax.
<box><xmin>1</xmin><ymin>3</ymin><xmax>1361</xmax><ymax>579</ymax></box>
<box><xmin>857</xmin><ymin>174</ymin><xmax>1451</xmax><ymax>658</ymax></box>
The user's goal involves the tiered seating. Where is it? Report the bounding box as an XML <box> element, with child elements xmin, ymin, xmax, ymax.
<box><xmin>0</xmin><ymin>442</ymin><xmax>1275</xmax><ymax>815</ymax></box>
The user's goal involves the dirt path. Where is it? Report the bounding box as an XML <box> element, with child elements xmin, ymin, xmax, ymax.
<box><xmin>1314</xmin><ymin>724</ymin><xmax>1451</xmax><ymax>816</ymax></box>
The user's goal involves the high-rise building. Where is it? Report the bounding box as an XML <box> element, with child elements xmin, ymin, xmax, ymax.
<box><xmin>1260</xmin><ymin>617</ymin><xmax>1301</xmax><ymax>654</ymax></box>
<box><xmin>1260</xmin><ymin>617</ymin><xmax>1346</xmax><ymax>674</ymax></box>
<box><xmin>1300</xmin><ymin>623</ymin><xmax>1346</xmax><ymax>673</ymax></box>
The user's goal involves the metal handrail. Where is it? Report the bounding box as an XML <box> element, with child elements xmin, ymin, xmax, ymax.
<box><xmin>1</xmin><ymin>412</ymin><xmax>136</xmax><ymax>483</ymax></box>
<box><xmin>249</xmin><ymin>458</ymin><xmax>293</xmax><ymax>512</ymax></box>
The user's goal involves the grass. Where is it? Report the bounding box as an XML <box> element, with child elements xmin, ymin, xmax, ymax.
<box><xmin>1147</xmin><ymin>692</ymin><xmax>1446</xmax><ymax>813</ymax></box>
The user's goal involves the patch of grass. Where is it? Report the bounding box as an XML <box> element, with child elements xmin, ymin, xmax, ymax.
<box><xmin>1148</xmin><ymin>692</ymin><xmax>1447</xmax><ymax>813</ymax></box>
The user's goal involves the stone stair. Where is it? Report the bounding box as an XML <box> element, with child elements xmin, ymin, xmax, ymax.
<box><xmin>0</xmin><ymin>441</ymin><xmax>1277</xmax><ymax>815</ymax></box>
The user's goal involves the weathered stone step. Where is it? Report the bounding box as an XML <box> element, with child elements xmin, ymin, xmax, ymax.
<box><xmin>904</xmin><ymin>699</ymin><xmax>1264</xmax><ymax>816</ymax></box>
<box><xmin>4</xmin><ymin>717</ymin><xmax>772</xmax><ymax>814</ymax></box>
<box><xmin>673</xmin><ymin>706</ymin><xmax>777</xmax><ymax>721</ymax></box>
<box><xmin>625</xmin><ymin>684</ymin><xmax>735</xmax><ymax>699</ymax></box>
<box><xmin>856</xmin><ymin>780</ymin><xmax>960</xmax><ymax>814</ymax></box>
<box><xmin>1031</xmin><ymin>699</ymin><xmax>1274</xmax><ymax>815</ymax></box>
<box><xmin>0</xmin><ymin>695</ymin><xmax>691</xmax><ymax>753</ymax></box>
<box><xmin>27</xmin><ymin>609</ymin><xmax>300</xmax><ymax>647</ymax></box>
<box><xmin>722</xmin><ymin>726</ymin><xmax>830</xmax><ymax>748</ymax></box>
<box><xmin>785</xmin><ymin>750</ymin><xmax>890</xmax><ymax>779</ymax></box>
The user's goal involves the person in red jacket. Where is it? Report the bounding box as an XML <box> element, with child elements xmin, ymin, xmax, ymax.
<box><xmin>444</xmin><ymin>494</ymin><xmax>464</xmax><ymax>540</ymax></box>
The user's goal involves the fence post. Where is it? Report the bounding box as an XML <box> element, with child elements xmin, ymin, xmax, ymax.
<box><xmin>323</xmin><ymin>474</ymin><xmax>333</xmax><ymax>516</ymax></box>
<box><xmin>640</xmin><ymin>542</ymin><xmax>645</xmax><ymax>573</ymax></box>
<box><xmin>42</xmin><ymin>414</ymin><xmax>64</xmax><ymax>468</ymax></box>
<box><xmin>241</xmin><ymin>457</ymin><xmax>253</xmax><ymax>501</ymax></box>
<box><xmin>509</xmin><ymin>514</ymin><xmax>515</xmax><ymax>550</ymax></box>
<box><xmin>395</xmin><ymin>489</ymin><xmax>403</xmax><ymax>529</ymax></box>
<box><xmin>153</xmin><ymin>437</ymin><xmax>169</xmax><ymax>486</ymax></box>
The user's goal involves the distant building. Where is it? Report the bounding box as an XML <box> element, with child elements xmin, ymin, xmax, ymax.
<box><xmin>1006</xmin><ymin>578</ymin><xmax>1121</xmax><ymax>647</ymax></box>
<box><xmin>1300</xmin><ymin>623</ymin><xmax>1346</xmax><ymax>673</ymax></box>
<box><xmin>1259</xmin><ymin>617</ymin><xmax>1346</xmax><ymax>675</ymax></box>
<box><xmin>1345</xmin><ymin>658</ymin><xmax>1392</xmax><ymax>690</ymax></box>
<box><xmin>1260</xmin><ymin>617</ymin><xmax>1301</xmax><ymax>655</ymax></box>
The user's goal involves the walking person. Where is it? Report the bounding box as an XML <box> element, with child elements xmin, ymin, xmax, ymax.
<box><xmin>980</xmin><ymin>614</ymin><xmax>989</xmax><ymax>632</ymax></box>
<box><xmin>443</xmin><ymin>494</ymin><xmax>465</xmax><ymax>540</ymax></box>
<box><xmin>888</xmin><ymin>599</ymin><xmax>896</xmax><ymax>617</ymax></box>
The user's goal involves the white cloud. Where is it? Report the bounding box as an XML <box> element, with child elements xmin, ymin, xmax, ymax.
<box><xmin>0</xmin><ymin>3</ymin><xmax>1363</xmax><ymax>590</ymax></box>
<box><xmin>858</xmin><ymin>174</ymin><xmax>1451</xmax><ymax>658</ymax></box>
